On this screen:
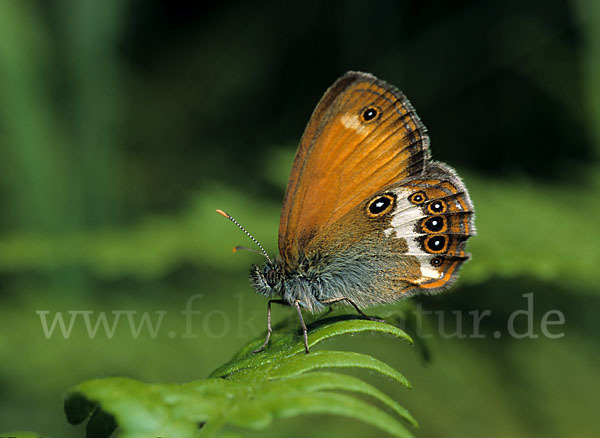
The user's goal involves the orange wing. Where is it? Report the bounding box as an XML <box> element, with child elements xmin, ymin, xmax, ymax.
<box><xmin>278</xmin><ymin>71</ymin><xmax>430</xmax><ymax>266</ymax></box>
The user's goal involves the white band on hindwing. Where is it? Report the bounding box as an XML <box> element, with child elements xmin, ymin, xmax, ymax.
<box><xmin>384</xmin><ymin>188</ymin><xmax>442</xmax><ymax>281</ymax></box>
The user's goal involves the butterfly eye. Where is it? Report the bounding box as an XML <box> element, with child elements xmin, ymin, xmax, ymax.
<box><xmin>424</xmin><ymin>235</ymin><xmax>447</xmax><ymax>254</ymax></box>
<box><xmin>366</xmin><ymin>193</ymin><xmax>395</xmax><ymax>217</ymax></box>
<box><xmin>422</xmin><ymin>216</ymin><xmax>446</xmax><ymax>233</ymax></box>
<box><xmin>431</xmin><ymin>256</ymin><xmax>443</xmax><ymax>267</ymax></box>
<box><xmin>409</xmin><ymin>191</ymin><xmax>427</xmax><ymax>205</ymax></box>
<box><xmin>360</xmin><ymin>106</ymin><xmax>381</xmax><ymax>123</ymax></box>
<box><xmin>427</xmin><ymin>200</ymin><xmax>447</xmax><ymax>214</ymax></box>
<box><xmin>265</xmin><ymin>268</ymin><xmax>279</xmax><ymax>287</ymax></box>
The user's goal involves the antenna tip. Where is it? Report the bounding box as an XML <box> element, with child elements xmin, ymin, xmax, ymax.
<box><xmin>216</xmin><ymin>209</ymin><xmax>229</xmax><ymax>218</ymax></box>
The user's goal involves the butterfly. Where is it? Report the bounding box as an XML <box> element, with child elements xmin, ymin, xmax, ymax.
<box><xmin>218</xmin><ymin>71</ymin><xmax>475</xmax><ymax>353</ymax></box>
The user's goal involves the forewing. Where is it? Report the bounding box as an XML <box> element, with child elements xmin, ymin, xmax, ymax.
<box><xmin>279</xmin><ymin>71</ymin><xmax>430</xmax><ymax>267</ymax></box>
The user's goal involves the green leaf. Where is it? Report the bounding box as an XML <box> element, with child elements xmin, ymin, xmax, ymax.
<box><xmin>260</xmin><ymin>371</ymin><xmax>418</xmax><ymax>426</ymax></box>
<box><xmin>269</xmin><ymin>350</ymin><xmax>411</xmax><ymax>387</ymax></box>
<box><xmin>230</xmin><ymin>391</ymin><xmax>414</xmax><ymax>438</ymax></box>
<box><xmin>65</xmin><ymin>316</ymin><xmax>416</xmax><ymax>437</ymax></box>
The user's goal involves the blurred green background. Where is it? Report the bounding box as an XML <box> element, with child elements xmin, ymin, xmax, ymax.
<box><xmin>1</xmin><ymin>1</ymin><xmax>599</xmax><ymax>437</ymax></box>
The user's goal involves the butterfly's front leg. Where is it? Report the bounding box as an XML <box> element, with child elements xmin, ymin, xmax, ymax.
<box><xmin>320</xmin><ymin>297</ymin><xmax>385</xmax><ymax>323</ymax></box>
<box><xmin>253</xmin><ymin>299</ymin><xmax>287</xmax><ymax>353</ymax></box>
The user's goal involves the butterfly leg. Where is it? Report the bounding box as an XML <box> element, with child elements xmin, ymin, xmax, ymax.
<box><xmin>294</xmin><ymin>300</ymin><xmax>310</xmax><ymax>354</ymax></box>
<box><xmin>320</xmin><ymin>297</ymin><xmax>385</xmax><ymax>323</ymax></box>
<box><xmin>253</xmin><ymin>299</ymin><xmax>287</xmax><ymax>354</ymax></box>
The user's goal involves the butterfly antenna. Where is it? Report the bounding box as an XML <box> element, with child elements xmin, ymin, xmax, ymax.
<box><xmin>216</xmin><ymin>209</ymin><xmax>272</xmax><ymax>264</ymax></box>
